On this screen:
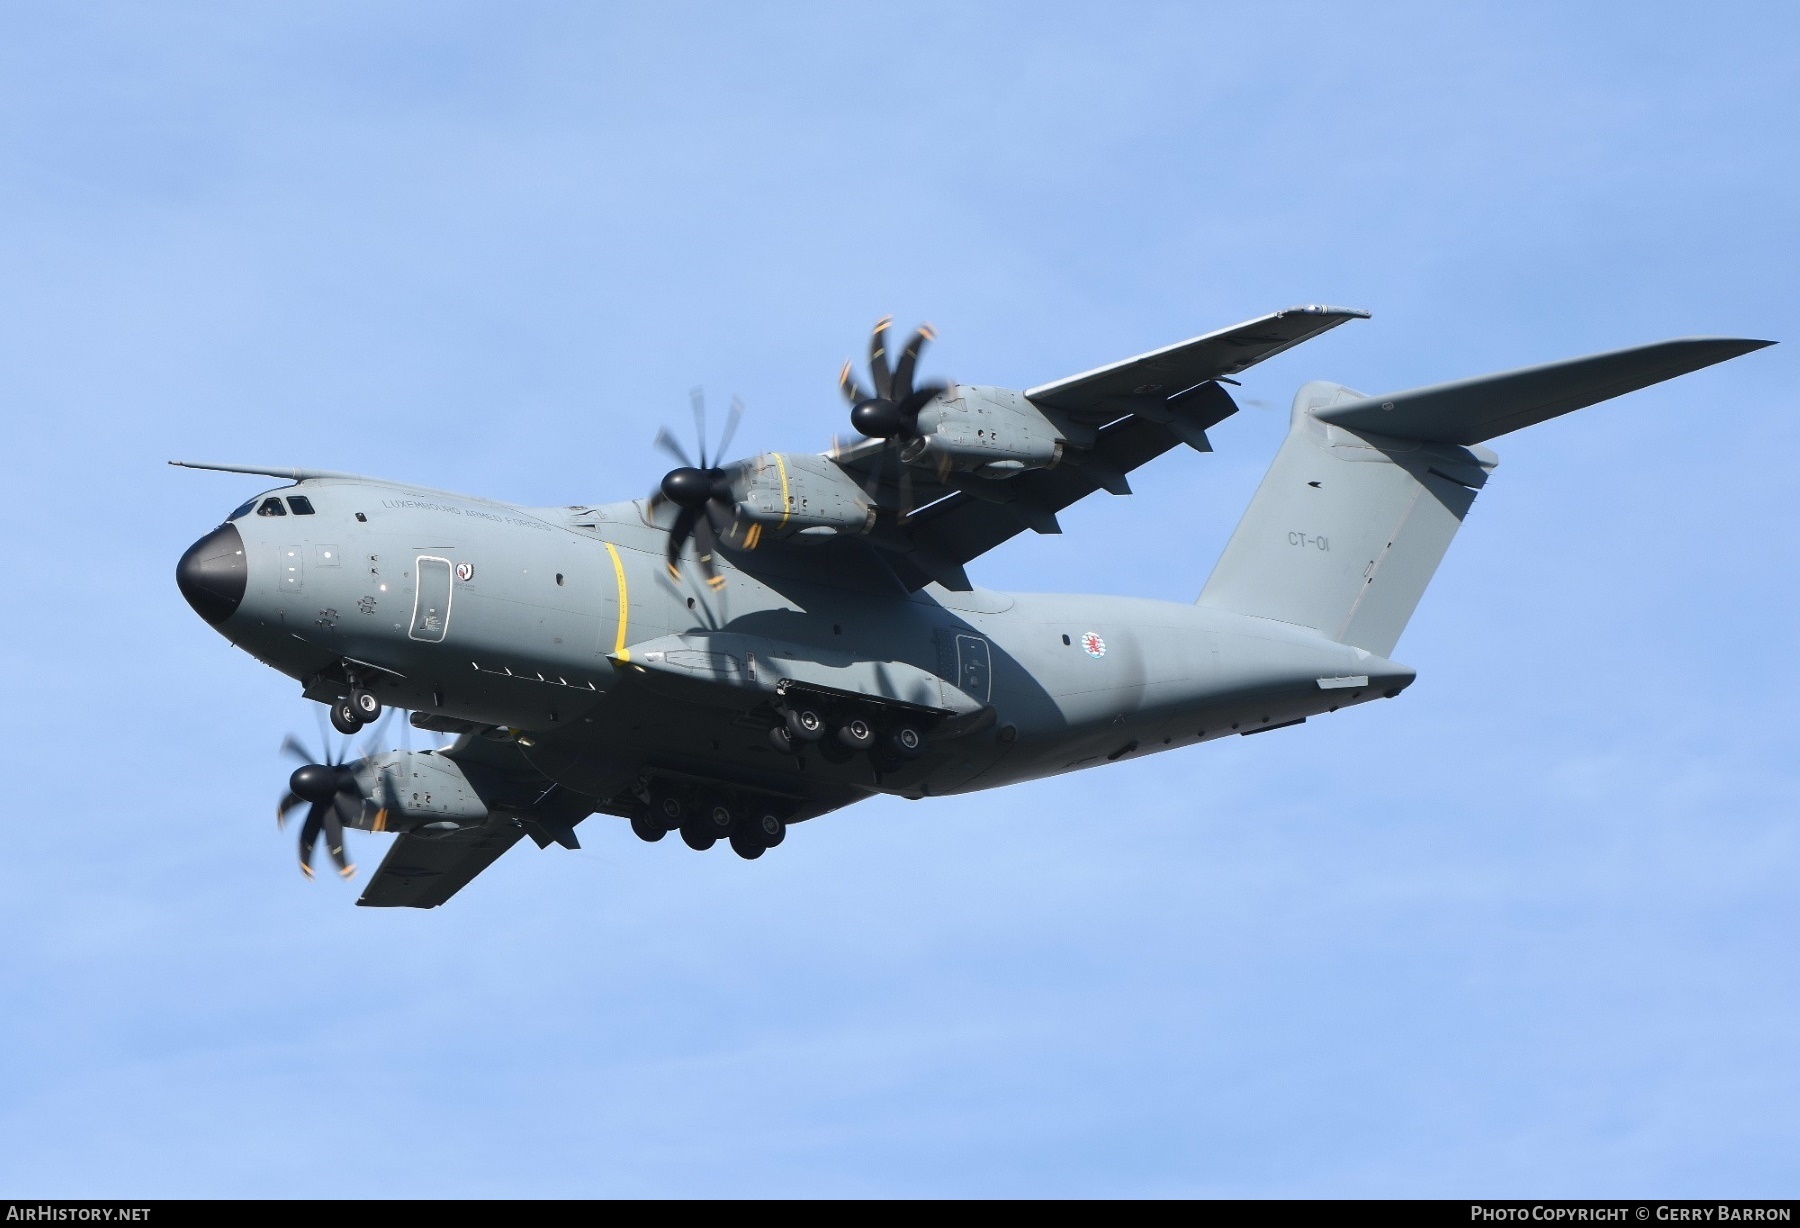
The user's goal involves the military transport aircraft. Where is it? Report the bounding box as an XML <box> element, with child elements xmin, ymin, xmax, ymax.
<box><xmin>173</xmin><ymin>308</ymin><xmax>1771</xmax><ymax>907</ymax></box>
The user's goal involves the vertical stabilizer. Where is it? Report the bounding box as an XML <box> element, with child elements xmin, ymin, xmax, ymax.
<box><xmin>1198</xmin><ymin>336</ymin><xmax>1771</xmax><ymax>655</ymax></box>
<box><xmin>1198</xmin><ymin>382</ymin><xmax>1492</xmax><ymax>656</ymax></box>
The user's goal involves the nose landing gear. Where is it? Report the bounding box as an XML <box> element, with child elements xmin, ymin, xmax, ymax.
<box><xmin>322</xmin><ymin>667</ymin><xmax>386</xmax><ymax>735</ymax></box>
<box><xmin>349</xmin><ymin>688</ymin><xmax>382</xmax><ymax>723</ymax></box>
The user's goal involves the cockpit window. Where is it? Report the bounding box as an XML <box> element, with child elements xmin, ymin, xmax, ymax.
<box><xmin>256</xmin><ymin>497</ymin><xmax>287</xmax><ymax>517</ymax></box>
<box><xmin>287</xmin><ymin>496</ymin><xmax>316</xmax><ymax>515</ymax></box>
<box><xmin>228</xmin><ymin>499</ymin><xmax>256</xmax><ymax>521</ymax></box>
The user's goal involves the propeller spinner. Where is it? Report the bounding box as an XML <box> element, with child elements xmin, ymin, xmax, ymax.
<box><xmin>647</xmin><ymin>390</ymin><xmax>746</xmax><ymax>588</ymax></box>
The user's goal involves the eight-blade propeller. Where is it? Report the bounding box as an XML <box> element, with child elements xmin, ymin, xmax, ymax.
<box><xmin>277</xmin><ymin>728</ymin><xmax>378</xmax><ymax>879</ymax></box>
<box><xmin>841</xmin><ymin>318</ymin><xmax>944</xmax><ymax>442</ymax></box>
<box><xmin>838</xmin><ymin>318</ymin><xmax>948</xmax><ymax>522</ymax></box>
<box><xmin>647</xmin><ymin>389</ymin><xmax>745</xmax><ymax>588</ymax></box>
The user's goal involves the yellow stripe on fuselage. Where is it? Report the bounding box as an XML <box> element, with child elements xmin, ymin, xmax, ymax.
<box><xmin>604</xmin><ymin>541</ymin><xmax>631</xmax><ymax>661</ymax></box>
<box><xmin>773</xmin><ymin>453</ymin><xmax>792</xmax><ymax>528</ymax></box>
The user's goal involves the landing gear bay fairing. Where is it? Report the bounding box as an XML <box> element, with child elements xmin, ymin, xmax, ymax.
<box><xmin>174</xmin><ymin>309</ymin><xmax>1771</xmax><ymax>907</ymax></box>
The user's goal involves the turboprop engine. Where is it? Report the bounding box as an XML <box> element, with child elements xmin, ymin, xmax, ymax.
<box><xmin>276</xmin><ymin>738</ymin><xmax>493</xmax><ymax>877</ymax></box>
<box><xmin>839</xmin><ymin>320</ymin><xmax>1073</xmax><ymax>480</ymax></box>
<box><xmin>730</xmin><ymin>451</ymin><xmax>877</xmax><ymax>544</ymax></box>
<box><xmin>900</xmin><ymin>384</ymin><xmax>1069</xmax><ymax>478</ymax></box>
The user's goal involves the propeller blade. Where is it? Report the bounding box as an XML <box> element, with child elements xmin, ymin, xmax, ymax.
<box><xmin>898</xmin><ymin>460</ymin><xmax>915</xmax><ymax>524</ymax></box>
<box><xmin>666</xmin><ymin>504</ymin><xmax>700</xmax><ymax>576</ymax></box>
<box><xmin>690</xmin><ymin>387</ymin><xmax>708</xmax><ymax>468</ymax></box>
<box><xmin>280</xmin><ymin>734</ymin><xmax>316</xmax><ymax>765</ymax></box>
<box><xmin>713</xmin><ymin>394</ymin><xmax>744</xmax><ymax>463</ymax></box>
<box><xmin>693</xmin><ymin>510</ymin><xmax>715</xmax><ymax>557</ymax></box>
<box><xmin>327</xmin><ymin>793</ymin><xmax>358</xmax><ymax>878</ymax></box>
<box><xmin>692</xmin><ymin>511</ymin><xmax>722</xmax><ymax>587</ymax></box>
<box><xmin>892</xmin><ymin>326</ymin><xmax>934</xmax><ymax>402</ymax></box>
<box><xmin>358</xmin><ymin>707</ymin><xmax>393</xmax><ymax>759</ymax></box>
<box><xmin>654</xmin><ymin>427</ymin><xmax>693</xmax><ymax>469</ymax></box>
<box><xmin>298</xmin><ymin>802</ymin><xmax>325</xmax><ymax>878</ymax></box>
<box><xmin>858</xmin><ymin>451</ymin><xmax>884</xmax><ymax>506</ymax></box>
<box><xmin>839</xmin><ymin>360</ymin><xmax>871</xmax><ymax>408</ymax></box>
<box><xmin>869</xmin><ymin>317</ymin><xmax>894</xmax><ymax>400</ymax></box>
<box><xmin>278</xmin><ymin>791</ymin><xmax>306</xmax><ymax>829</ymax></box>
<box><xmin>704</xmin><ymin>494</ymin><xmax>736</xmax><ymax>531</ymax></box>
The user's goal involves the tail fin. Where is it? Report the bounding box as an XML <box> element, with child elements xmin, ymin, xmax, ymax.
<box><xmin>1198</xmin><ymin>337</ymin><xmax>1772</xmax><ymax>656</ymax></box>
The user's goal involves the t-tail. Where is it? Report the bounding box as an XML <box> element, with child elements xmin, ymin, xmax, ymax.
<box><xmin>1198</xmin><ymin>336</ymin><xmax>1774</xmax><ymax>656</ymax></box>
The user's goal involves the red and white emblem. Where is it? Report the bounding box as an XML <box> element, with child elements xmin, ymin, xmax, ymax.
<box><xmin>1081</xmin><ymin>631</ymin><xmax>1106</xmax><ymax>658</ymax></box>
<box><xmin>455</xmin><ymin>561</ymin><xmax>474</xmax><ymax>582</ymax></box>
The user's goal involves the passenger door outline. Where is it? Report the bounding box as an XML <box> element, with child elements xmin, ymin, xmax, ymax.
<box><xmin>409</xmin><ymin>555</ymin><xmax>454</xmax><ymax>643</ymax></box>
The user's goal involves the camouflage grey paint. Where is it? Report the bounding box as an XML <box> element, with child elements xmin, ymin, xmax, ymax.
<box><xmin>175</xmin><ymin>329</ymin><xmax>1772</xmax><ymax>902</ymax></box>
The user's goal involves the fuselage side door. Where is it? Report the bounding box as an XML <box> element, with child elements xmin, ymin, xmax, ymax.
<box><xmin>954</xmin><ymin>633</ymin><xmax>992</xmax><ymax>703</ymax></box>
<box><xmin>410</xmin><ymin>555</ymin><xmax>454</xmax><ymax>642</ymax></box>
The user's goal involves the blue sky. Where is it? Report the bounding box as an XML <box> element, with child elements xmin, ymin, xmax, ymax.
<box><xmin>1</xmin><ymin>2</ymin><xmax>1795</xmax><ymax>1197</ymax></box>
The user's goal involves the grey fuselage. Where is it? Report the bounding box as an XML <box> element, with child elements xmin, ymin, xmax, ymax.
<box><xmin>188</xmin><ymin>474</ymin><xmax>1410</xmax><ymax>822</ymax></box>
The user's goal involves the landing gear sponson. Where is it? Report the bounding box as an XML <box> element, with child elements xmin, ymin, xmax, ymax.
<box><xmin>632</xmin><ymin>776</ymin><xmax>791</xmax><ymax>861</ymax></box>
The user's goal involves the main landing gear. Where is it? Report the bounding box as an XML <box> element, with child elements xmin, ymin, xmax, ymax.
<box><xmin>630</xmin><ymin>782</ymin><xmax>789</xmax><ymax>861</ymax></box>
<box><xmin>768</xmin><ymin>698</ymin><xmax>928</xmax><ymax>770</ymax></box>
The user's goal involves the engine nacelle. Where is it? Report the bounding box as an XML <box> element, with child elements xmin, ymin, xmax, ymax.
<box><xmin>731</xmin><ymin>452</ymin><xmax>875</xmax><ymax>542</ymax></box>
<box><xmin>903</xmin><ymin>385</ymin><xmax>1067</xmax><ymax>477</ymax></box>
<box><xmin>346</xmin><ymin>749</ymin><xmax>490</xmax><ymax>833</ymax></box>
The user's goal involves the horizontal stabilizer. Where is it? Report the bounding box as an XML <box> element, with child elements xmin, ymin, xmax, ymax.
<box><xmin>1316</xmin><ymin>337</ymin><xmax>1773</xmax><ymax>445</ymax></box>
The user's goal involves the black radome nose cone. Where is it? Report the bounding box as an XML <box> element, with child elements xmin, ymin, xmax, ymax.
<box><xmin>176</xmin><ymin>522</ymin><xmax>247</xmax><ymax>625</ymax></box>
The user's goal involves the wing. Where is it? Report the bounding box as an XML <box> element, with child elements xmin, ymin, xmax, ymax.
<box><xmin>356</xmin><ymin>819</ymin><xmax>525</xmax><ymax>909</ymax></box>
<box><xmin>1024</xmin><ymin>304</ymin><xmax>1368</xmax><ymax>417</ymax></box>
<box><xmin>354</xmin><ymin>732</ymin><xmax>595</xmax><ymax>909</ymax></box>
<box><xmin>822</xmin><ymin>307</ymin><xmax>1367</xmax><ymax>590</ymax></box>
